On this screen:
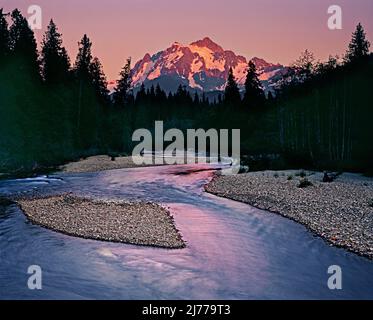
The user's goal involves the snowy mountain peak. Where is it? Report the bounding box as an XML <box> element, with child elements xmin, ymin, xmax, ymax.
<box><xmin>190</xmin><ymin>37</ymin><xmax>224</xmax><ymax>52</ymax></box>
<box><xmin>139</xmin><ymin>53</ymin><xmax>152</xmax><ymax>64</ymax></box>
<box><xmin>131</xmin><ymin>37</ymin><xmax>287</xmax><ymax>93</ymax></box>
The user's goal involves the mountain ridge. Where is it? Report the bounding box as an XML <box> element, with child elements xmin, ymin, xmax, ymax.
<box><xmin>131</xmin><ymin>37</ymin><xmax>288</xmax><ymax>93</ymax></box>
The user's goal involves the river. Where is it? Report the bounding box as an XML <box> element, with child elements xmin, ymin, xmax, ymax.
<box><xmin>0</xmin><ymin>163</ymin><xmax>372</xmax><ymax>299</ymax></box>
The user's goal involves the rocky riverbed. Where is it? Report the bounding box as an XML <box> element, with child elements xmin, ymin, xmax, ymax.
<box><xmin>205</xmin><ymin>170</ymin><xmax>373</xmax><ymax>259</ymax></box>
<box><xmin>18</xmin><ymin>195</ymin><xmax>185</xmax><ymax>249</ymax></box>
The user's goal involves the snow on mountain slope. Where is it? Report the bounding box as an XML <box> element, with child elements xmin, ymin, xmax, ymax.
<box><xmin>131</xmin><ymin>37</ymin><xmax>286</xmax><ymax>93</ymax></box>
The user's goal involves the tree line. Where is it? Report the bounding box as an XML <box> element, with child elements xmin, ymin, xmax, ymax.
<box><xmin>273</xmin><ymin>23</ymin><xmax>372</xmax><ymax>171</ymax></box>
<box><xmin>0</xmin><ymin>8</ymin><xmax>372</xmax><ymax>173</ymax></box>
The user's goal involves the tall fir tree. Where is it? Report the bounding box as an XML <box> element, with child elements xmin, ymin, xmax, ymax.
<box><xmin>89</xmin><ymin>57</ymin><xmax>109</xmax><ymax>103</ymax></box>
<box><xmin>243</xmin><ymin>60</ymin><xmax>265</xmax><ymax>108</ymax></box>
<box><xmin>148</xmin><ymin>84</ymin><xmax>155</xmax><ymax>99</ymax></box>
<box><xmin>136</xmin><ymin>83</ymin><xmax>146</xmax><ymax>103</ymax></box>
<box><xmin>113</xmin><ymin>58</ymin><xmax>132</xmax><ymax>107</ymax></box>
<box><xmin>73</xmin><ymin>34</ymin><xmax>97</xmax><ymax>148</ymax></box>
<box><xmin>9</xmin><ymin>9</ymin><xmax>39</xmax><ymax>73</ymax></box>
<box><xmin>176</xmin><ymin>84</ymin><xmax>184</xmax><ymax>97</ymax></box>
<box><xmin>155</xmin><ymin>84</ymin><xmax>165</xmax><ymax>99</ymax></box>
<box><xmin>345</xmin><ymin>23</ymin><xmax>370</xmax><ymax>63</ymax></box>
<box><xmin>41</xmin><ymin>20</ymin><xmax>70</xmax><ymax>84</ymax></box>
<box><xmin>0</xmin><ymin>9</ymin><xmax>10</xmax><ymax>59</ymax></box>
<box><xmin>74</xmin><ymin>34</ymin><xmax>92</xmax><ymax>79</ymax></box>
<box><xmin>155</xmin><ymin>84</ymin><xmax>166</xmax><ymax>103</ymax></box>
<box><xmin>224</xmin><ymin>67</ymin><xmax>241</xmax><ymax>105</ymax></box>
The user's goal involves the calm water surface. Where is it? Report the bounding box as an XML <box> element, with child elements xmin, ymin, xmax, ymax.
<box><xmin>0</xmin><ymin>164</ymin><xmax>372</xmax><ymax>299</ymax></box>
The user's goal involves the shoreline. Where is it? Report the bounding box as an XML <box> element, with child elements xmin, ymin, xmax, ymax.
<box><xmin>205</xmin><ymin>170</ymin><xmax>373</xmax><ymax>260</ymax></box>
<box><xmin>0</xmin><ymin>154</ymin><xmax>157</xmax><ymax>180</ymax></box>
<box><xmin>17</xmin><ymin>195</ymin><xmax>186</xmax><ymax>249</ymax></box>
<box><xmin>58</xmin><ymin>155</ymin><xmax>163</xmax><ymax>173</ymax></box>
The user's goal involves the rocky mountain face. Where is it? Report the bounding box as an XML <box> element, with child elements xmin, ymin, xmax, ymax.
<box><xmin>131</xmin><ymin>37</ymin><xmax>287</xmax><ymax>93</ymax></box>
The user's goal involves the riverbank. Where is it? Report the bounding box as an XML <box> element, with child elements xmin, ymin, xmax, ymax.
<box><xmin>1</xmin><ymin>154</ymin><xmax>156</xmax><ymax>180</ymax></box>
<box><xmin>205</xmin><ymin>170</ymin><xmax>373</xmax><ymax>259</ymax></box>
<box><xmin>18</xmin><ymin>195</ymin><xmax>185</xmax><ymax>249</ymax></box>
<box><xmin>59</xmin><ymin>155</ymin><xmax>158</xmax><ymax>173</ymax></box>
<box><xmin>59</xmin><ymin>154</ymin><xmax>215</xmax><ymax>173</ymax></box>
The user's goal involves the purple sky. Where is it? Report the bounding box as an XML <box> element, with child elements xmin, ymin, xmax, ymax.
<box><xmin>2</xmin><ymin>0</ymin><xmax>373</xmax><ymax>80</ymax></box>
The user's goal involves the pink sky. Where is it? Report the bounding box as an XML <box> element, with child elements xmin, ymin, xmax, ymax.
<box><xmin>2</xmin><ymin>0</ymin><xmax>373</xmax><ymax>80</ymax></box>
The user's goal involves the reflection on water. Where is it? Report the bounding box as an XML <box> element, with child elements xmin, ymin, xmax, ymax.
<box><xmin>0</xmin><ymin>164</ymin><xmax>373</xmax><ymax>299</ymax></box>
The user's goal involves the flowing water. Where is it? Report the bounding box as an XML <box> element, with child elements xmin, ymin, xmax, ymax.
<box><xmin>0</xmin><ymin>163</ymin><xmax>372</xmax><ymax>299</ymax></box>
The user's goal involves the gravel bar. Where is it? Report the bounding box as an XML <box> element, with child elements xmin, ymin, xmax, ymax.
<box><xmin>59</xmin><ymin>155</ymin><xmax>161</xmax><ymax>173</ymax></box>
<box><xmin>18</xmin><ymin>195</ymin><xmax>185</xmax><ymax>249</ymax></box>
<box><xmin>205</xmin><ymin>170</ymin><xmax>373</xmax><ymax>259</ymax></box>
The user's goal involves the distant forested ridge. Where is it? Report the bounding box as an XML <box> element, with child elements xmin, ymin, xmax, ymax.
<box><xmin>0</xmin><ymin>9</ymin><xmax>372</xmax><ymax>174</ymax></box>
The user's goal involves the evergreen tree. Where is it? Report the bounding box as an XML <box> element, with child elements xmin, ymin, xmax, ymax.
<box><xmin>149</xmin><ymin>84</ymin><xmax>155</xmax><ymax>99</ymax></box>
<box><xmin>0</xmin><ymin>9</ymin><xmax>10</xmax><ymax>59</ymax></box>
<box><xmin>224</xmin><ymin>67</ymin><xmax>241</xmax><ymax>105</ymax></box>
<box><xmin>9</xmin><ymin>9</ymin><xmax>39</xmax><ymax>73</ymax></box>
<box><xmin>292</xmin><ymin>49</ymin><xmax>315</xmax><ymax>81</ymax></box>
<box><xmin>155</xmin><ymin>84</ymin><xmax>166</xmax><ymax>103</ymax></box>
<box><xmin>73</xmin><ymin>34</ymin><xmax>100</xmax><ymax>149</ymax></box>
<box><xmin>74</xmin><ymin>34</ymin><xmax>92</xmax><ymax>79</ymax></box>
<box><xmin>175</xmin><ymin>85</ymin><xmax>192</xmax><ymax>103</ymax></box>
<box><xmin>41</xmin><ymin>20</ymin><xmax>70</xmax><ymax>84</ymax></box>
<box><xmin>313</xmin><ymin>55</ymin><xmax>340</xmax><ymax>78</ymax></box>
<box><xmin>89</xmin><ymin>57</ymin><xmax>109</xmax><ymax>103</ymax></box>
<box><xmin>193</xmin><ymin>91</ymin><xmax>200</xmax><ymax>105</ymax></box>
<box><xmin>345</xmin><ymin>23</ymin><xmax>370</xmax><ymax>63</ymax></box>
<box><xmin>136</xmin><ymin>83</ymin><xmax>146</xmax><ymax>103</ymax></box>
<box><xmin>113</xmin><ymin>58</ymin><xmax>132</xmax><ymax>107</ymax></box>
<box><xmin>176</xmin><ymin>84</ymin><xmax>184</xmax><ymax>97</ymax></box>
<box><xmin>243</xmin><ymin>60</ymin><xmax>265</xmax><ymax>107</ymax></box>
<box><xmin>155</xmin><ymin>84</ymin><xmax>164</xmax><ymax>97</ymax></box>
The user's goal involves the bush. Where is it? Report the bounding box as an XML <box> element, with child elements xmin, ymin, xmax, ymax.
<box><xmin>298</xmin><ymin>178</ymin><xmax>313</xmax><ymax>188</ymax></box>
<box><xmin>287</xmin><ymin>175</ymin><xmax>293</xmax><ymax>180</ymax></box>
